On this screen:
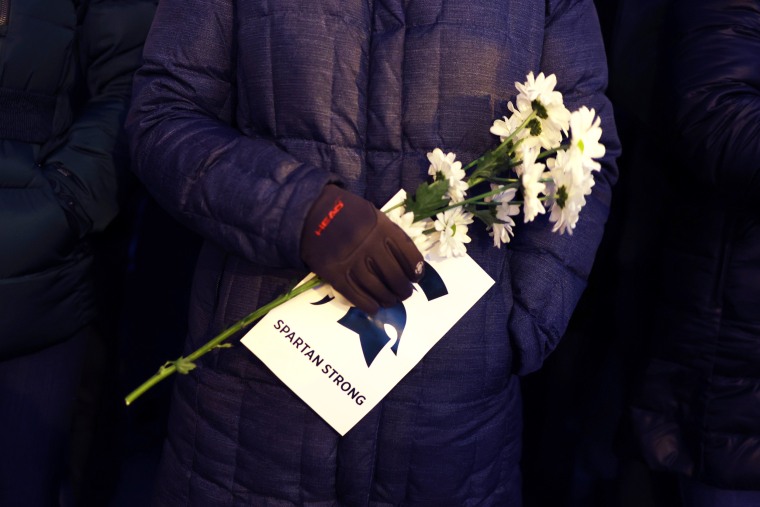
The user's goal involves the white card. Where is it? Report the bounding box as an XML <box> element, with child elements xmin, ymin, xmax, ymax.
<box><xmin>241</xmin><ymin>197</ymin><xmax>494</xmax><ymax>435</ymax></box>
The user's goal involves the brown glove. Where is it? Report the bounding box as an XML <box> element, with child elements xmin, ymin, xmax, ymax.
<box><xmin>300</xmin><ymin>185</ymin><xmax>424</xmax><ymax>315</ymax></box>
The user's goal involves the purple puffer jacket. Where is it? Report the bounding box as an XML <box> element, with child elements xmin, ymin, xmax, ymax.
<box><xmin>126</xmin><ymin>0</ymin><xmax>619</xmax><ymax>504</ymax></box>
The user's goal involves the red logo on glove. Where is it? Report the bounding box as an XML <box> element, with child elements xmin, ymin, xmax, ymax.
<box><xmin>314</xmin><ymin>198</ymin><xmax>344</xmax><ymax>236</ymax></box>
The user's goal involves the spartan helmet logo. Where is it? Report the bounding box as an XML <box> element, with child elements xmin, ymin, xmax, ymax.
<box><xmin>311</xmin><ymin>261</ymin><xmax>448</xmax><ymax>367</ymax></box>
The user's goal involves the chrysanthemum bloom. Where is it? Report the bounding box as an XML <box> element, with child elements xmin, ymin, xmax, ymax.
<box><xmin>567</xmin><ymin>106</ymin><xmax>605</xmax><ymax>176</ymax></box>
<box><xmin>517</xmin><ymin>146</ymin><xmax>547</xmax><ymax>222</ymax></box>
<box><xmin>427</xmin><ymin>148</ymin><xmax>468</xmax><ymax>203</ymax></box>
<box><xmin>433</xmin><ymin>207</ymin><xmax>474</xmax><ymax>258</ymax></box>
<box><xmin>487</xmin><ymin>186</ymin><xmax>520</xmax><ymax>248</ymax></box>
<box><xmin>489</xmin><ymin>114</ymin><xmax>521</xmax><ymax>142</ymax></box>
<box><xmin>386</xmin><ymin>205</ymin><xmax>433</xmax><ymax>254</ymax></box>
<box><xmin>546</xmin><ymin>149</ymin><xmax>589</xmax><ymax>234</ymax></box>
<box><xmin>509</xmin><ymin>72</ymin><xmax>571</xmax><ymax>151</ymax></box>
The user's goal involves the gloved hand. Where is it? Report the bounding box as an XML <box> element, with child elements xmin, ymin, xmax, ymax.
<box><xmin>300</xmin><ymin>185</ymin><xmax>425</xmax><ymax>315</ymax></box>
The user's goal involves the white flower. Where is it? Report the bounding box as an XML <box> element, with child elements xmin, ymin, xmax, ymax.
<box><xmin>509</xmin><ymin>72</ymin><xmax>571</xmax><ymax>151</ymax></box>
<box><xmin>517</xmin><ymin>146</ymin><xmax>548</xmax><ymax>222</ymax></box>
<box><xmin>568</xmin><ymin>106</ymin><xmax>605</xmax><ymax>175</ymax></box>
<box><xmin>546</xmin><ymin>149</ymin><xmax>590</xmax><ymax>234</ymax></box>
<box><xmin>487</xmin><ymin>186</ymin><xmax>520</xmax><ymax>248</ymax></box>
<box><xmin>489</xmin><ymin>115</ymin><xmax>521</xmax><ymax>142</ymax></box>
<box><xmin>386</xmin><ymin>206</ymin><xmax>434</xmax><ymax>253</ymax></box>
<box><xmin>515</xmin><ymin>71</ymin><xmax>561</xmax><ymax>105</ymax></box>
<box><xmin>427</xmin><ymin>148</ymin><xmax>468</xmax><ymax>203</ymax></box>
<box><xmin>432</xmin><ymin>207</ymin><xmax>474</xmax><ymax>258</ymax></box>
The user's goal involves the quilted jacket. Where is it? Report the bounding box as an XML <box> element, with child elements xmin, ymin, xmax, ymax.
<box><xmin>0</xmin><ymin>0</ymin><xmax>155</xmax><ymax>357</ymax></box>
<box><xmin>630</xmin><ymin>0</ymin><xmax>760</xmax><ymax>490</ymax></box>
<box><xmin>126</xmin><ymin>0</ymin><xmax>619</xmax><ymax>504</ymax></box>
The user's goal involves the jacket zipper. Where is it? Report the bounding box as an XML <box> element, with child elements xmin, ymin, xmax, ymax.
<box><xmin>0</xmin><ymin>0</ymin><xmax>9</xmax><ymax>27</ymax></box>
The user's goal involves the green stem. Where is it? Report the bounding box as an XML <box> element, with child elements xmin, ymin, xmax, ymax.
<box><xmin>125</xmin><ymin>110</ymin><xmax>554</xmax><ymax>408</ymax></box>
<box><xmin>383</xmin><ymin>201</ymin><xmax>405</xmax><ymax>214</ymax></box>
<box><xmin>462</xmin><ymin>110</ymin><xmax>537</xmax><ymax>175</ymax></box>
<box><xmin>485</xmin><ymin>177</ymin><xmax>520</xmax><ymax>184</ymax></box>
<box><xmin>124</xmin><ymin>274</ymin><xmax>323</xmax><ymax>406</ymax></box>
<box><xmin>535</xmin><ymin>144</ymin><xmax>568</xmax><ymax>161</ymax></box>
<box><xmin>417</xmin><ymin>182</ymin><xmax>520</xmax><ymax>220</ymax></box>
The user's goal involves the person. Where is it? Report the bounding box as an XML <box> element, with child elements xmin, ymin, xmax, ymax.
<box><xmin>0</xmin><ymin>0</ymin><xmax>155</xmax><ymax>505</ymax></box>
<box><xmin>125</xmin><ymin>0</ymin><xmax>620</xmax><ymax>504</ymax></box>
<box><xmin>629</xmin><ymin>0</ymin><xmax>760</xmax><ymax>506</ymax></box>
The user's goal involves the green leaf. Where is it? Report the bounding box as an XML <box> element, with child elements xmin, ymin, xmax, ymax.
<box><xmin>471</xmin><ymin>208</ymin><xmax>498</xmax><ymax>227</ymax></box>
<box><xmin>404</xmin><ymin>179</ymin><xmax>450</xmax><ymax>220</ymax></box>
<box><xmin>173</xmin><ymin>356</ymin><xmax>197</xmax><ymax>375</ymax></box>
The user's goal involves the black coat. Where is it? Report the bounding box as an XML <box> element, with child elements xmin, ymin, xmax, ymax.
<box><xmin>0</xmin><ymin>0</ymin><xmax>155</xmax><ymax>357</ymax></box>
<box><xmin>630</xmin><ymin>0</ymin><xmax>760</xmax><ymax>489</ymax></box>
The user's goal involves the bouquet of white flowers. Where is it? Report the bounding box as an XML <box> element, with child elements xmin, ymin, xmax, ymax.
<box><xmin>125</xmin><ymin>71</ymin><xmax>605</xmax><ymax>406</ymax></box>
<box><xmin>389</xmin><ymin>71</ymin><xmax>604</xmax><ymax>261</ymax></box>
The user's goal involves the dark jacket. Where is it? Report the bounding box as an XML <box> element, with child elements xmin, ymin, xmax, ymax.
<box><xmin>630</xmin><ymin>0</ymin><xmax>760</xmax><ymax>490</ymax></box>
<box><xmin>126</xmin><ymin>0</ymin><xmax>620</xmax><ymax>504</ymax></box>
<box><xmin>0</xmin><ymin>0</ymin><xmax>155</xmax><ymax>357</ymax></box>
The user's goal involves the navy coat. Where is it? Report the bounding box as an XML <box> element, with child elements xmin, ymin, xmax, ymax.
<box><xmin>630</xmin><ymin>0</ymin><xmax>760</xmax><ymax>490</ymax></box>
<box><xmin>126</xmin><ymin>0</ymin><xmax>619</xmax><ymax>504</ymax></box>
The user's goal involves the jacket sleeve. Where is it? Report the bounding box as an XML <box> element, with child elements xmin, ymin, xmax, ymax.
<box><xmin>124</xmin><ymin>0</ymin><xmax>339</xmax><ymax>269</ymax></box>
<box><xmin>507</xmin><ymin>0</ymin><xmax>621</xmax><ymax>375</ymax></box>
<box><xmin>670</xmin><ymin>0</ymin><xmax>760</xmax><ymax>206</ymax></box>
<box><xmin>45</xmin><ymin>0</ymin><xmax>157</xmax><ymax>237</ymax></box>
